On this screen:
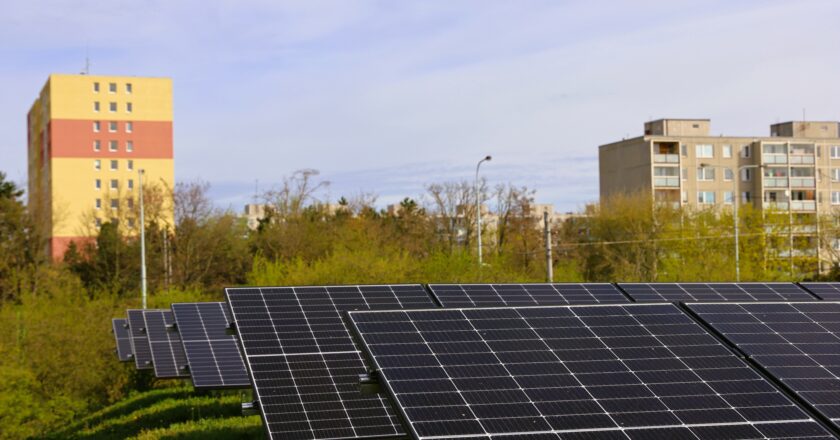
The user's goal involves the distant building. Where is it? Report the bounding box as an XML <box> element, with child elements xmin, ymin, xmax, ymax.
<box><xmin>243</xmin><ymin>203</ymin><xmax>267</xmax><ymax>230</ymax></box>
<box><xmin>599</xmin><ymin>118</ymin><xmax>840</xmax><ymax>271</ymax></box>
<box><xmin>27</xmin><ymin>74</ymin><xmax>174</xmax><ymax>259</ymax></box>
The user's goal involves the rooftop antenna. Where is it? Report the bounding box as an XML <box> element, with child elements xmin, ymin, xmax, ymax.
<box><xmin>81</xmin><ymin>46</ymin><xmax>90</xmax><ymax>75</ymax></box>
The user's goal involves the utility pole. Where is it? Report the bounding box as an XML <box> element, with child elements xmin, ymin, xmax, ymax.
<box><xmin>139</xmin><ymin>169</ymin><xmax>147</xmax><ymax>309</ymax></box>
<box><xmin>475</xmin><ymin>155</ymin><xmax>492</xmax><ymax>266</ymax></box>
<box><xmin>544</xmin><ymin>211</ymin><xmax>553</xmax><ymax>282</ymax></box>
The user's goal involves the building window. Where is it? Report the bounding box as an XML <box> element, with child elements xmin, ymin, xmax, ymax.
<box><xmin>722</xmin><ymin>145</ymin><xmax>732</xmax><ymax>158</ymax></box>
<box><xmin>109</xmin><ymin>102</ymin><xmax>117</xmax><ymax>112</ymax></box>
<box><xmin>126</xmin><ymin>102</ymin><xmax>133</xmax><ymax>113</ymax></box>
<box><xmin>698</xmin><ymin>191</ymin><xmax>716</xmax><ymax>204</ymax></box>
<box><xmin>724</xmin><ymin>168</ymin><xmax>734</xmax><ymax>181</ymax></box>
<box><xmin>93</xmin><ymin>82</ymin><xmax>100</xmax><ymax>93</ymax></box>
<box><xmin>95</xmin><ymin>198</ymin><xmax>101</xmax><ymax>209</ymax></box>
<box><xmin>832</xmin><ymin>192</ymin><xmax>840</xmax><ymax>205</ymax></box>
<box><xmin>831</xmin><ymin>146</ymin><xmax>840</xmax><ymax>159</ymax></box>
<box><xmin>93</xmin><ymin>121</ymin><xmax>101</xmax><ymax>132</ymax></box>
<box><xmin>109</xmin><ymin>121</ymin><xmax>117</xmax><ymax>132</ymax></box>
<box><xmin>93</xmin><ymin>101</ymin><xmax>100</xmax><ymax>112</ymax></box>
<box><xmin>94</xmin><ymin>160</ymin><xmax>101</xmax><ymax>170</ymax></box>
<box><xmin>680</xmin><ymin>145</ymin><xmax>687</xmax><ymax>156</ymax></box>
<box><xmin>741</xmin><ymin>145</ymin><xmax>751</xmax><ymax>158</ymax></box>
<box><xmin>126</xmin><ymin>121</ymin><xmax>133</xmax><ymax>133</ymax></box>
<box><xmin>696</xmin><ymin>144</ymin><xmax>714</xmax><ymax>158</ymax></box>
<box><xmin>95</xmin><ymin>218</ymin><xmax>102</xmax><ymax>227</ymax></box>
<box><xmin>109</xmin><ymin>82</ymin><xmax>117</xmax><ymax>93</ymax></box>
<box><xmin>127</xmin><ymin>179</ymin><xmax>134</xmax><ymax>190</ymax></box>
<box><xmin>723</xmin><ymin>191</ymin><xmax>734</xmax><ymax>204</ymax></box>
<box><xmin>742</xmin><ymin>191</ymin><xmax>752</xmax><ymax>203</ymax></box>
<box><xmin>127</xmin><ymin>198</ymin><xmax>134</xmax><ymax>209</ymax></box>
<box><xmin>93</xmin><ymin>140</ymin><xmax>101</xmax><ymax>152</ymax></box>
<box><xmin>127</xmin><ymin>160</ymin><xmax>134</xmax><ymax>170</ymax></box>
<box><xmin>832</xmin><ymin>169</ymin><xmax>840</xmax><ymax>182</ymax></box>
<box><xmin>110</xmin><ymin>179</ymin><xmax>118</xmax><ymax>190</ymax></box>
<box><xmin>111</xmin><ymin>199</ymin><xmax>119</xmax><ymax>210</ymax></box>
<box><xmin>126</xmin><ymin>140</ymin><xmax>134</xmax><ymax>152</ymax></box>
<box><xmin>109</xmin><ymin>140</ymin><xmax>118</xmax><ymax>152</ymax></box>
<box><xmin>95</xmin><ymin>179</ymin><xmax>101</xmax><ymax>190</ymax></box>
<box><xmin>681</xmin><ymin>191</ymin><xmax>688</xmax><ymax>203</ymax></box>
<box><xmin>126</xmin><ymin>83</ymin><xmax>133</xmax><ymax>94</ymax></box>
<box><xmin>741</xmin><ymin>168</ymin><xmax>752</xmax><ymax>182</ymax></box>
<box><xmin>681</xmin><ymin>168</ymin><xmax>688</xmax><ymax>181</ymax></box>
<box><xmin>697</xmin><ymin>167</ymin><xmax>715</xmax><ymax>181</ymax></box>
<box><xmin>110</xmin><ymin>160</ymin><xmax>118</xmax><ymax>171</ymax></box>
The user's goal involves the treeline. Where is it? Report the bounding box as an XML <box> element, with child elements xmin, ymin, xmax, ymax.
<box><xmin>1</xmin><ymin>168</ymin><xmax>839</xmax><ymax>438</ymax></box>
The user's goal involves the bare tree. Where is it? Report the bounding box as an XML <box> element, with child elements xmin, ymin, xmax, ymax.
<box><xmin>425</xmin><ymin>179</ymin><xmax>488</xmax><ymax>252</ymax></box>
<box><xmin>263</xmin><ymin>169</ymin><xmax>329</xmax><ymax>219</ymax></box>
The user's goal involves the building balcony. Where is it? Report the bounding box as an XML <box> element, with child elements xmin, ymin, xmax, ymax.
<box><xmin>791</xmin><ymin>200</ymin><xmax>816</xmax><ymax>211</ymax></box>
<box><xmin>789</xmin><ymin>155</ymin><xmax>815</xmax><ymax>165</ymax></box>
<box><xmin>653</xmin><ymin>154</ymin><xmax>679</xmax><ymax>164</ymax></box>
<box><xmin>653</xmin><ymin>177</ymin><xmax>679</xmax><ymax>187</ymax></box>
<box><xmin>790</xmin><ymin>177</ymin><xmax>815</xmax><ymax>188</ymax></box>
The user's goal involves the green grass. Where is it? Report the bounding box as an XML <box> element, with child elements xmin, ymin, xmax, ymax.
<box><xmin>45</xmin><ymin>387</ymin><xmax>260</xmax><ymax>440</ymax></box>
<box><xmin>129</xmin><ymin>415</ymin><xmax>264</xmax><ymax>439</ymax></box>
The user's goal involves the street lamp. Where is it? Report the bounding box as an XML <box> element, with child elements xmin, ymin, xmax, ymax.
<box><xmin>475</xmin><ymin>155</ymin><xmax>492</xmax><ymax>266</ymax></box>
<box><xmin>700</xmin><ymin>163</ymin><xmax>762</xmax><ymax>281</ymax></box>
<box><xmin>138</xmin><ymin>168</ymin><xmax>147</xmax><ymax>309</ymax></box>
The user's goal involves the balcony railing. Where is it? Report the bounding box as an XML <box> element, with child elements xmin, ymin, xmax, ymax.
<box><xmin>790</xmin><ymin>156</ymin><xmax>815</xmax><ymax>164</ymax></box>
<box><xmin>762</xmin><ymin>154</ymin><xmax>787</xmax><ymax>164</ymax></box>
<box><xmin>763</xmin><ymin>177</ymin><xmax>788</xmax><ymax>188</ymax></box>
<box><xmin>653</xmin><ymin>177</ymin><xmax>679</xmax><ymax>187</ymax></box>
<box><xmin>653</xmin><ymin>154</ymin><xmax>679</xmax><ymax>164</ymax></box>
<box><xmin>791</xmin><ymin>200</ymin><xmax>816</xmax><ymax>211</ymax></box>
<box><xmin>790</xmin><ymin>177</ymin><xmax>815</xmax><ymax>188</ymax></box>
<box><xmin>766</xmin><ymin>201</ymin><xmax>789</xmax><ymax>210</ymax></box>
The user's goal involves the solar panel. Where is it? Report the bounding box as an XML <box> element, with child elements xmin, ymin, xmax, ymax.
<box><xmin>143</xmin><ymin>309</ymin><xmax>190</xmax><ymax>378</ymax></box>
<box><xmin>171</xmin><ymin>302</ymin><xmax>250</xmax><ymax>389</ymax></box>
<box><xmin>225</xmin><ymin>284</ymin><xmax>437</xmax><ymax>440</ymax></box>
<box><xmin>126</xmin><ymin>309</ymin><xmax>153</xmax><ymax>370</ymax></box>
<box><xmin>618</xmin><ymin>282</ymin><xmax>816</xmax><ymax>302</ymax></box>
<box><xmin>112</xmin><ymin>318</ymin><xmax>132</xmax><ymax>361</ymax></box>
<box><xmin>799</xmin><ymin>283</ymin><xmax>840</xmax><ymax>301</ymax></box>
<box><xmin>428</xmin><ymin>283</ymin><xmax>630</xmax><ymax>307</ymax></box>
<box><xmin>689</xmin><ymin>301</ymin><xmax>840</xmax><ymax>431</ymax></box>
<box><xmin>348</xmin><ymin>304</ymin><xmax>835</xmax><ymax>440</ymax></box>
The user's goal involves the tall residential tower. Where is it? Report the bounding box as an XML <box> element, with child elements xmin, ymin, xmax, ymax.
<box><xmin>27</xmin><ymin>74</ymin><xmax>174</xmax><ymax>259</ymax></box>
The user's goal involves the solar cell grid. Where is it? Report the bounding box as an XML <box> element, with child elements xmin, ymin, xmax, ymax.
<box><xmin>126</xmin><ymin>309</ymin><xmax>153</xmax><ymax>370</ymax></box>
<box><xmin>689</xmin><ymin>301</ymin><xmax>840</xmax><ymax>432</ymax></box>
<box><xmin>618</xmin><ymin>282</ymin><xmax>816</xmax><ymax>302</ymax></box>
<box><xmin>112</xmin><ymin>318</ymin><xmax>132</xmax><ymax>361</ymax></box>
<box><xmin>428</xmin><ymin>283</ymin><xmax>630</xmax><ymax>308</ymax></box>
<box><xmin>800</xmin><ymin>283</ymin><xmax>840</xmax><ymax>301</ymax></box>
<box><xmin>171</xmin><ymin>302</ymin><xmax>250</xmax><ymax>389</ymax></box>
<box><xmin>226</xmin><ymin>284</ymin><xmax>436</xmax><ymax>440</ymax></box>
<box><xmin>348</xmin><ymin>303</ymin><xmax>835</xmax><ymax>440</ymax></box>
<box><xmin>143</xmin><ymin>309</ymin><xmax>190</xmax><ymax>378</ymax></box>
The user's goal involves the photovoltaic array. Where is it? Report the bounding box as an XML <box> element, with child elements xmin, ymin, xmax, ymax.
<box><xmin>689</xmin><ymin>302</ymin><xmax>840</xmax><ymax>430</ymax></box>
<box><xmin>126</xmin><ymin>309</ymin><xmax>153</xmax><ymax>370</ymax></box>
<box><xmin>225</xmin><ymin>285</ymin><xmax>437</xmax><ymax>440</ymax></box>
<box><xmin>112</xmin><ymin>318</ymin><xmax>132</xmax><ymax>362</ymax></box>
<box><xmin>347</xmin><ymin>304</ymin><xmax>835</xmax><ymax>439</ymax></box>
<box><xmin>427</xmin><ymin>283</ymin><xmax>629</xmax><ymax>307</ymax></box>
<box><xmin>143</xmin><ymin>309</ymin><xmax>190</xmax><ymax>378</ymax></box>
<box><xmin>800</xmin><ymin>283</ymin><xmax>840</xmax><ymax>301</ymax></box>
<box><xmin>171</xmin><ymin>302</ymin><xmax>250</xmax><ymax>389</ymax></box>
<box><xmin>618</xmin><ymin>282</ymin><xmax>817</xmax><ymax>302</ymax></box>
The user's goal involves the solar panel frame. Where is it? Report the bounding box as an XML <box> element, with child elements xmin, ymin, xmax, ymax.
<box><xmin>143</xmin><ymin>309</ymin><xmax>190</xmax><ymax>378</ymax></box>
<box><xmin>226</xmin><ymin>284</ymin><xmax>437</xmax><ymax>440</ymax></box>
<box><xmin>688</xmin><ymin>301</ymin><xmax>840</xmax><ymax>433</ymax></box>
<box><xmin>112</xmin><ymin>318</ymin><xmax>132</xmax><ymax>361</ymax></box>
<box><xmin>171</xmin><ymin>302</ymin><xmax>250</xmax><ymax>389</ymax></box>
<box><xmin>799</xmin><ymin>283</ymin><xmax>840</xmax><ymax>301</ymax></box>
<box><xmin>618</xmin><ymin>282</ymin><xmax>817</xmax><ymax>302</ymax></box>
<box><xmin>348</xmin><ymin>303</ymin><xmax>835</xmax><ymax>440</ymax></box>
<box><xmin>427</xmin><ymin>283</ymin><xmax>631</xmax><ymax>308</ymax></box>
<box><xmin>126</xmin><ymin>309</ymin><xmax>153</xmax><ymax>370</ymax></box>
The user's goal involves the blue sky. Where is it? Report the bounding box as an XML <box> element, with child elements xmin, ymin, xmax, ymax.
<box><xmin>2</xmin><ymin>0</ymin><xmax>839</xmax><ymax>212</ymax></box>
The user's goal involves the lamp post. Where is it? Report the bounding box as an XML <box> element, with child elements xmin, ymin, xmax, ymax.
<box><xmin>700</xmin><ymin>163</ymin><xmax>762</xmax><ymax>281</ymax></box>
<box><xmin>475</xmin><ymin>155</ymin><xmax>492</xmax><ymax>266</ymax></box>
<box><xmin>138</xmin><ymin>169</ymin><xmax>147</xmax><ymax>309</ymax></box>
